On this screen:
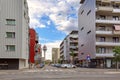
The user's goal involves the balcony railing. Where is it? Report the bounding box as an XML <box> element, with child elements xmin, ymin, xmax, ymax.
<box><xmin>113</xmin><ymin>9</ymin><xmax>120</xmax><ymax>13</ymax></box>
<box><xmin>97</xmin><ymin>6</ymin><xmax>113</xmax><ymax>12</ymax></box>
<box><xmin>69</xmin><ymin>46</ymin><xmax>78</xmax><ymax>49</ymax></box>
<box><xmin>96</xmin><ymin>53</ymin><xmax>114</xmax><ymax>57</ymax></box>
<box><xmin>96</xmin><ymin>19</ymin><xmax>120</xmax><ymax>24</ymax></box>
<box><xmin>96</xmin><ymin>42</ymin><xmax>120</xmax><ymax>46</ymax></box>
<box><xmin>70</xmin><ymin>40</ymin><xmax>78</xmax><ymax>42</ymax></box>
<box><xmin>96</xmin><ymin>31</ymin><xmax>113</xmax><ymax>35</ymax></box>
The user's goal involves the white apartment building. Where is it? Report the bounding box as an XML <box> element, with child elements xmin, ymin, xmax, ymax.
<box><xmin>60</xmin><ymin>30</ymin><xmax>78</xmax><ymax>64</ymax></box>
<box><xmin>78</xmin><ymin>0</ymin><xmax>120</xmax><ymax>68</ymax></box>
<box><xmin>0</xmin><ymin>0</ymin><xmax>29</xmax><ymax>69</ymax></box>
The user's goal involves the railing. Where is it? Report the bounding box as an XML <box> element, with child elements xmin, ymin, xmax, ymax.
<box><xmin>96</xmin><ymin>42</ymin><xmax>120</xmax><ymax>46</ymax></box>
<box><xmin>96</xmin><ymin>31</ymin><xmax>113</xmax><ymax>35</ymax></box>
<box><xmin>96</xmin><ymin>53</ymin><xmax>114</xmax><ymax>57</ymax></box>
<box><xmin>97</xmin><ymin>6</ymin><xmax>113</xmax><ymax>12</ymax></box>
<box><xmin>96</xmin><ymin>19</ymin><xmax>120</xmax><ymax>24</ymax></box>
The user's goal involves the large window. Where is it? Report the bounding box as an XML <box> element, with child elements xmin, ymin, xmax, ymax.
<box><xmin>6</xmin><ymin>45</ymin><xmax>15</xmax><ymax>51</ymax></box>
<box><xmin>113</xmin><ymin>16</ymin><xmax>119</xmax><ymax>20</ymax></box>
<box><xmin>100</xmin><ymin>37</ymin><xmax>105</xmax><ymax>42</ymax></box>
<box><xmin>6</xmin><ymin>19</ymin><xmax>16</xmax><ymax>25</ymax></box>
<box><xmin>113</xmin><ymin>37</ymin><xmax>119</xmax><ymax>42</ymax></box>
<box><xmin>100</xmin><ymin>15</ymin><xmax>106</xmax><ymax>20</ymax></box>
<box><xmin>6</xmin><ymin>32</ymin><xmax>15</xmax><ymax>38</ymax></box>
<box><xmin>98</xmin><ymin>47</ymin><xmax>106</xmax><ymax>53</ymax></box>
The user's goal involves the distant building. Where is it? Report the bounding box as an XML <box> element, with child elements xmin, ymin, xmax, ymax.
<box><xmin>78</xmin><ymin>0</ymin><xmax>120</xmax><ymax>68</ymax></box>
<box><xmin>60</xmin><ymin>30</ymin><xmax>78</xmax><ymax>64</ymax></box>
<box><xmin>52</xmin><ymin>48</ymin><xmax>60</xmax><ymax>63</ymax></box>
<box><xmin>0</xmin><ymin>0</ymin><xmax>29</xmax><ymax>69</ymax></box>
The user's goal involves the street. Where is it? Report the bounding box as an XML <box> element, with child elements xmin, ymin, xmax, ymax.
<box><xmin>0</xmin><ymin>65</ymin><xmax>120</xmax><ymax>80</ymax></box>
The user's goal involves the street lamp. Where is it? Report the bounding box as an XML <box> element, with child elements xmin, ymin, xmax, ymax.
<box><xmin>43</xmin><ymin>45</ymin><xmax>47</xmax><ymax>63</ymax></box>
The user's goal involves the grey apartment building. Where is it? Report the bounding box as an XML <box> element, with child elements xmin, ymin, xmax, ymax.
<box><xmin>0</xmin><ymin>0</ymin><xmax>29</xmax><ymax>69</ymax></box>
<box><xmin>60</xmin><ymin>30</ymin><xmax>78</xmax><ymax>64</ymax></box>
<box><xmin>78</xmin><ymin>0</ymin><xmax>120</xmax><ymax>68</ymax></box>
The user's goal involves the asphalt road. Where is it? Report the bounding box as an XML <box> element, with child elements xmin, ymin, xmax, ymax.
<box><xmin>0</xmin><ymin>65</ymin><xmax>120</xmax><ymax>80</ymax></box>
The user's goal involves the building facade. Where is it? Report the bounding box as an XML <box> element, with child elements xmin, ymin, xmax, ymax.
<box><xmin>52</xmin><ymin>48</ymin><xmax>60</xmax><ymax>64</ymax></box>
<box><xmin>0</xmin><ymin>0</ymin><xmax>29</xmax><ymax>69</ymax></box>
<box><xmin>78</xmin><ymin>0</ymin><xmax>120</xmax><ymax>68</ymax></box>
<box><xmin>29</xmin><ymin>28</ymin><xmax>42</xmax><ymax>68</ymax></box>
<box><xmin>60</xmin><ymin>30</ymin><xmax>78</xmax><ymax>64</ymax></box>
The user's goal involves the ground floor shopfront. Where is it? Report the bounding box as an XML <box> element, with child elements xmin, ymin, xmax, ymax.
<box><xmin>0</xmin><ymin>59</ymin><xmax>28</xmax><ymax>70</ymax></box>
<box><xmin>79</xmin><ymin>58</ymin><xmax>116</xmax><ymax>68</ymax></box>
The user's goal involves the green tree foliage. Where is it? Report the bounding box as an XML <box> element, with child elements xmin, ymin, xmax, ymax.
<box><xmin>70</xmin><ymin>50</ymin><xmax>77</xmax><ymax>64</ymax></box>
<box><xmin>113</xmin><ymin>46</ymin><xmax>120</xmax><ymax>70</ymax></box>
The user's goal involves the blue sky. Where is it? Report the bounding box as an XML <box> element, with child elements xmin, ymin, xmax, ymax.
<box><xmin>27</xmin><ymin>0</ymin><xmax>80</xmax><ymax>60</ymax></box>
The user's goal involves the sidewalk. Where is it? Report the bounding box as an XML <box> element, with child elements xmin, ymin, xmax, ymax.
<box><xmin>76</xmin><ymin>67</ymin><xmax>120</xmax><ymax>72</ymax></box>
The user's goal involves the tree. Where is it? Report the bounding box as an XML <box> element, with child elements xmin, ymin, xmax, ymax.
<box><xmin>70</xmin><ymin>50</ymin><xmax>77</xmax><ymax>64</ymax></box>
<box><xmin>113</xmin><ymin>46</ymin><xmax>120</xmax><ymax>70</ymax></box>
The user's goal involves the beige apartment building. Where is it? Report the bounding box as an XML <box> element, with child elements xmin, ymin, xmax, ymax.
<box><xmin>0</xmin><ymin>0</ymin><xmax>29</xmax><ymax>69</ymax></box>
<box><xmin>60</xmin><ymin>30</ymin><xmax>78</xmax><ymax>64</ymax></box>
<box><xmin>52</xmin><ymin>48</ymin><xmax>60</xmax><ymax>64</ymax></box>
<box><xmin>78</xmin><ymin>0</ymin><xmax>120</xmax><ymax>68</ymax></box>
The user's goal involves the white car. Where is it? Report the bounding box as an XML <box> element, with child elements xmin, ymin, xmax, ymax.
<box><xmin>61</xmin><ymin>64</ymin><xmax>76</xmax><ymax>68</ymax></box>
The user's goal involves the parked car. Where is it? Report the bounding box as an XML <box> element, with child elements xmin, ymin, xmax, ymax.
<box><xmin>54</xmin><ymin>64</ymin><xmax>61</xmax><ymax>68</ymax></box>
<box><xmin>61</xmin><ymin>64</ymin><xmax>76</xmax><ymax>68</ymax></box>
<box><xmin>39</xmin><ymin>63</ymin><xmax>44</xmax><ymax>68</ymax></box>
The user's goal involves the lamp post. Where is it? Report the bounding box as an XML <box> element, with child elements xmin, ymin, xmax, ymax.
<box><xmin>43</xmin><ymin>45</ymin><xmax>47</xmax><ymax>63</ymax></box>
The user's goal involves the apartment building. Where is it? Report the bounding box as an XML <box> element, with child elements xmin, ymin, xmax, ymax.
<box><xmin>0</xmin><ymin>0</ymin><xmax>29</xmax><ymax>69</ymax></box>
<box><xmin>52</xmin><ymin>48</ymin><xmax>60</xmax><ymax>63</ymax></box>
<box><xmin>78</xmin><ymin>0</ymin><xmax>120</xmax><ymax>68</ymax></box>
<box><xmin>60</xmin><ymin>30</ymin><xmax>78</xmax><ymax>64</ymax></box>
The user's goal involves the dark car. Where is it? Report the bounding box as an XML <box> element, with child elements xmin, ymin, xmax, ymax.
<box><xmin>40</xmin><ymin>63</ymin><xmax>44</xmax><ymax>68</ymax></box>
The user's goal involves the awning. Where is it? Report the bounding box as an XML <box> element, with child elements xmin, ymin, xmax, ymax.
<box><xmin>114</xmin><ymin>25</ymin><xmax>120</xmax><ymax>30</ymax></box>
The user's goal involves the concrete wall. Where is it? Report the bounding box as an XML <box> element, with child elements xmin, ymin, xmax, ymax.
<box><xmin>78</xmin><ymin>0</ymin><xmax>96</xmax><ymax>60</ymax></box>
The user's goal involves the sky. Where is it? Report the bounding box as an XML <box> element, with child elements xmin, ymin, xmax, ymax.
<box><xmin>27</xmin><ymin>0</ymin><xmax>80</xmax><ymax>60</ymax></box>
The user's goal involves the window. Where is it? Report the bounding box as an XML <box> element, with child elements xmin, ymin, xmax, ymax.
<box><xmin>100</xmin><ymin>37</ymin><xmax>105</xmax><ymax>42</ymax></box>
<box><xmin>98</xmin><ymin>47</ymin><xmax>106</xmax><ymax>53</ymax></box>
<box><xmin>100</xmin><ymin>15</ymin><xmax>106</xmax><ymax>20</ymax></box>
<box><xmin>6</xmin><ymin>32</ymin><xmax>15</xmax><ymax>38</ymax></box>
<box><xmin>6</xmin><ymin>45</ymin><xmax>15</xmax><ymax>51</ymax></box>
<box><xmin>81</xmin><ymin>44</ymin><xmax>84</xmax><ymax>47</ymax></box>
<box><xmin>6</xmin><ymin>19</ymin><xmax>16</xmax><ymax>25</ymax></box>
<box><xmin>81</xmin><ymin>10</ymin><xmax>84</xmax><ymax>14</ymax></box>
<box><xmin>87</xmin><ymin>10</ymin><xmax>91</xmax><ymax>15</ymax></box>
<box><xmin>113</xmin><ymin>4</ymin><xmax>119</xmax><ymax>9</ymax></box>
<box><xmin>113</xmin><ymin>37</ymin><xmax>119</xmax><ymax>42</ymax></box>
<box><xmin>81</xmin><ymin>27</ymin><xmax>84</xmax><ymax>31</ymax></box>
<box><xmin>87</xmin><ymin>30</ymin><xmax>91</xmax><ymax>35</ymax></box>
<box><xmin>113</xmin><ymin>16</ymin><xmax>119</xmax><ymax>20</ymax></box>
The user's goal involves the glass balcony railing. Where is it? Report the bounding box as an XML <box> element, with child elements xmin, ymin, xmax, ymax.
<box><xmin>97</xmin><ymin>6</ymin><xmax>113</xmax><ymax>12</ymax></box>
<box><xmin>96</xmin><ymin>19</ymin><xmax>120</xmax><ymax>24</ymax></box>
<box><xmin>96</xmin><ymin>31</ymin><xmax>113</xmax><ymax>35</ymax></box>
<box><xmin>96</xmin><ymin>53</ymin><xmax>114</xmax><ymax>57</ymax></box>
<box><xmin>96</xmin><ymin>42</ymin><xmax>120</xmax><ymax>46</ymax></box>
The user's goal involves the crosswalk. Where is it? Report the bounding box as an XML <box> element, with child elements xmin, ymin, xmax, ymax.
<box><xmin>23</xmin><ymin>69</ymin><xmax>76</xmax><ymax>73</ymax></box>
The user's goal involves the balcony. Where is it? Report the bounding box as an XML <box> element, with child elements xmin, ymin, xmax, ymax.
<box><xmin>96</xmin><ymin>31</ymin><xmax>113</xmax><ymax>35</ymax></box>
<box><xmin>69</xmin><ymin>46</ymin><xmax>78</xmax><ymax>49</ymax></box>
<box><xmin>97</xmin><ymin>6</ymin><xmax>113</xmax><ymax>12</ymax></box>
<box><xmin>96</xmin><ymin>19</ymin><xmax>120</xmax><ymax>24</ymax></box>
<box><xmin>96</xmin><ymin>42</ymin><xmax>120</xmax><ymax>46</ymax></box>
<box><xmin>70</xmin><ymin>40</ymin><xmax>78</xmax><ymax>43</ymax></box>
<box><xmin>113</xmin><ymin>9</ymin><xmax>120</xmax><ymax>13</ymax></box>
<box><xmin>96</xmin><ymin>53</ymin><xmax>114</xmax><ymax>57</ymax></box>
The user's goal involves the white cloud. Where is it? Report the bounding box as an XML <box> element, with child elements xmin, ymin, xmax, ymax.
<box><xmin>27</xmin><ymin>0</ymin><xmax>80</xmax><ymax>33</ymax></box>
